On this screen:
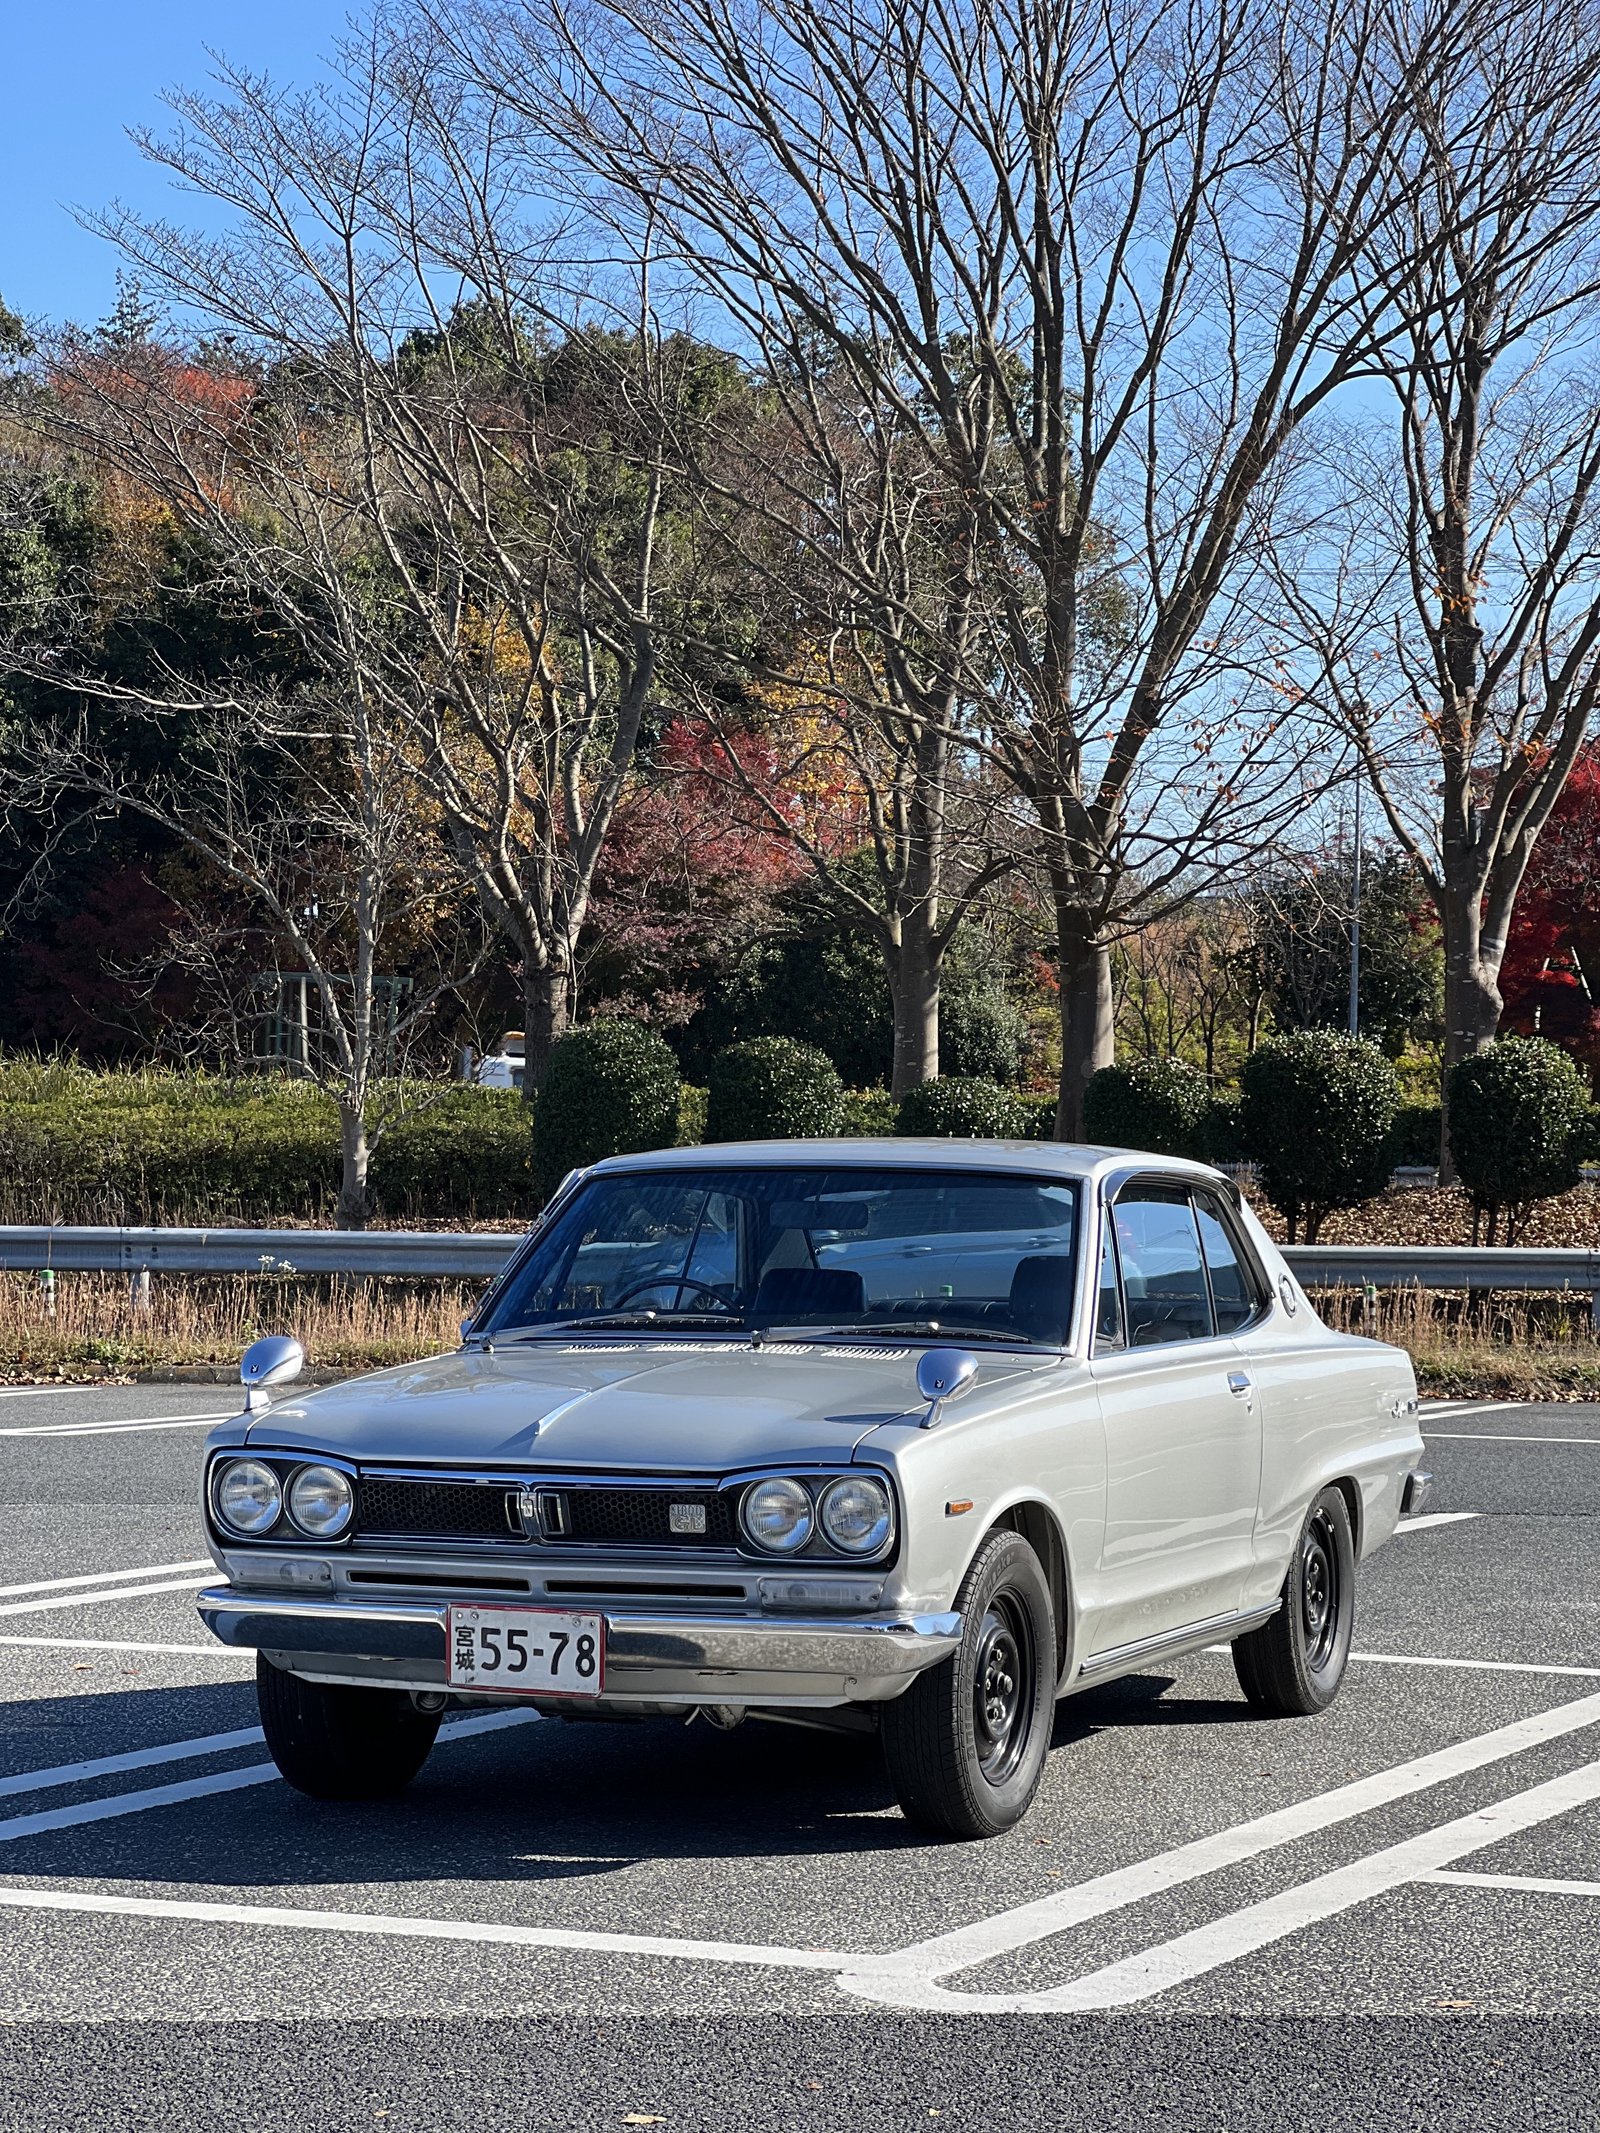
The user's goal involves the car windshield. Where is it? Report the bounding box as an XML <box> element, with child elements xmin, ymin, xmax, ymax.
<box><xmin>482</xmin><ymin>1165</ymin><xmax>1081</xmax><ymax>1349</ymax></box>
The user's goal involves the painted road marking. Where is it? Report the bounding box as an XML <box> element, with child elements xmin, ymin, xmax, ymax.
<box><xmin>1426</xmin><ymin>1430</ymin><xmax>1600</xmax><ymax>1447</ymax></box>
<box><xmin>1429</xmin><ymin>1869</ymin><xmax>1600</xmax><ymax>1899</ymax></box>
<box><xmin>0</xmin><ymin>1413</ymin><xmax>231</xmax><ymax>1439</ymax></box>
<box><xmin>0</xmin><ymin>1636</ymin><xmax>248</xmax><ymax>1660</ymax></box>
<box><xmin>1420</xmin><ymin>1402</ymin><xmax>1535</xmax><ymax>1419</ymax></box>
<box><xmin>0</xmin><ymin>1727</ymin><xmax>265</xmax><ymax>1801</ymax></box>
<box><xmin>0</xmin><ymin>1709</ymin><xmax>539</xmax><ymax>1847</ymax></box>
<box><xmin>1395</xmin><ymin>1512</ymin><xmax>1481</xmax><ymax>1533</ymax></box>
<box><xmin>838</xmin><ymin>1689</ymin><xmax>1600</xmax><ymax>2010</ymax></box>
<box><xmin>1347</xmin><ymin>1650</ymin><xmax>1600</xmax><ymax>1681</ymax></box>
<box><xmin>0</xmin><ymin>1884</ymin><xmax>846</xmax><ymax>1970</ymax></box>
<box><xmin>993</xmin><ymin>1754</ymin><xmax>1600</xmax><ymax>2011</ymax></box>
<box><xmin>0</xmin><ymin>1561</ymin><xmax>213</xmax><ymax>1600</ymax></box>
<box><xmin>0</xmin><ymin>1579</ymin><xmax>212</xmax><ymax>1620</ymax></box>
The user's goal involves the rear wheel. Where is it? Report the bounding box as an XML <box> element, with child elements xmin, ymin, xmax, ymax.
<box><xmin>881</xmin><ymin>1529</ymin><xmax>1056</xmax><ymax>1839</ymax></box>
<box><xmin>1232</xmin><ymin>1486</ymin><xmax>1356</xmax><ymax>1716</ymax></box>
<box><xmin>256</xmin><ymin>1656</ymin><xmax>442</xmax><ymax>1800</ymax></box>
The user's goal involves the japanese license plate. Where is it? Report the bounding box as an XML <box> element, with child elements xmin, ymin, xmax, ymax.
<box><xmin>446</xmin><ymin>1604</ymin><xmax>604</xmax><ymax>1697</ymax></box>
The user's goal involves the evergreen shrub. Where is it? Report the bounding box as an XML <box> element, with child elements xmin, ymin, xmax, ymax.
<box><xmin>894</xmin><ymin>1075</ymin><xmax>1024</xmax><ymax>1139</ymax></box>
<box><xmin>704</xmin><ymin>1037</ymin><xmax>845</xmax><ymax>1141</ymax></box>
<box><xmin>1239</xmin><ymin>1031</ymin><xmax>1399</xmax><ymax>1243</ymax></box>
<box><xmin>1448</xmin><ymin>1036</ymin><xmax>1590</xmax><ymax>1242</ymax></box>
<box><xmin>532</xmin><ymin>1019</ymin><xmax>681</xmax><ymax>1197</ymax></box>
<box><xmin>1082</xmin><ymin>1058</ymin><xmax>1209</xmax><ymax>1157</ymax></box>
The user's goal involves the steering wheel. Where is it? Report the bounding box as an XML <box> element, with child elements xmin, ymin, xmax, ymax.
<box><xmin>607</xmin><ymin>1274</ymin><xmax>741</xmax><ymax>1314</ymax></box>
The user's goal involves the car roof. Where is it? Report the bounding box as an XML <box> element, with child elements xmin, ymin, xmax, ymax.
<box><xmin>584</xmin><ymin>1138</ymin><xmax>1227</xmax><ymax>1188</ymax></box>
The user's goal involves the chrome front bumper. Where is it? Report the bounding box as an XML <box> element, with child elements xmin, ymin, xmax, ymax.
<box><xmin>197</xmin><ymin>1586</ymin><xmax>963</xmax><ymax>1707</ymax></box>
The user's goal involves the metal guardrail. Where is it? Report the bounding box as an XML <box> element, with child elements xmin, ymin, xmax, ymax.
<box><xmin>0</xmin><ymin>1225</ymin><xmax>522</xmax><ymax>1279</ymax></box>
<box><xmin>1</xmin><ymin>1225</ymin><xmax>1598</xmax><ymax>1302</ymax></box>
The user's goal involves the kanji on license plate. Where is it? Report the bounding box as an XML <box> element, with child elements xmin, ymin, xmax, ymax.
<box><xmin>446</xmin><ymin>1604</ymin><xmax>604</xmax><ymax>1696</ymax></box>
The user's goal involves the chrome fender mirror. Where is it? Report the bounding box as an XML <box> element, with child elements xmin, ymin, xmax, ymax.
<box><xmin>240</xmin><ymin>1334</ymin><xmax>304</xmax><ymax>1415</ymax></box>
<box><xmin>916</xmin><ymin>1346</ymin><xmax>979</xmax><ymax>1429</ymax></box>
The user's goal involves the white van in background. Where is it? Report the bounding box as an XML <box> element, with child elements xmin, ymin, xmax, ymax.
<box><xmin>468</xmin><ymin>1030</ymin><xmax>525</xmax><ymax>1091</ymax></box>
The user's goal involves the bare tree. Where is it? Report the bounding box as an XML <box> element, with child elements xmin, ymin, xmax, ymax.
<box><xmin>446</xmin><ymin>0</ymin><xmax>1469</xmax><ymax>1130</ymax></box>
<box><xmin>20</xmin><ymin>680</ymin><xmax>478</xmax><ymax>1227</ymax></box>
<box><xmin>70</xmin><ymin>35</ymin><xmax>739</xmax><ymax>1085</ymax></box>
<box><xmin>1273</xmin><ymin>0</ymin><xmax>1600</xmax><ymax>1158</ymax></box>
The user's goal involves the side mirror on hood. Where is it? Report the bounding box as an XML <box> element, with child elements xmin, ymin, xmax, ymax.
<box><xmin>916</xmin><ymin>1346</ymin><xmax>979</xmax><ymax>1429</ymax></box>
<box><xmin>240</xmin><ymin>1334</ymin><xmax>304</xmax><ymax>1415</ymax></box>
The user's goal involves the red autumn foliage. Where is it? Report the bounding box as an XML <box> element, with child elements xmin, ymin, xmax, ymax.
<box><xmin>1500</xmin><ymin>747</ymin><xmax>1600</xmax><ymax>1081</ymax></box>
<box><xmin>581</xmin><ymin>722</ymin><xmax>809</xmax><ymax>1020</ymax></box>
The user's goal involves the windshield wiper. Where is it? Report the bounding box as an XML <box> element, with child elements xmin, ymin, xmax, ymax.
<box><xmin>764</xmin><ymin>1319</ymin><xmax>1027</xmax><ymax>1345</ymax></box>
<box><xmin>507</xmin><ymin>1310</ymin><xmax>747</xmax><ymax>1337</ymax></box>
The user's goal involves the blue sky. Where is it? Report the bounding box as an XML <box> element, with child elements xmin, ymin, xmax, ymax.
<box><xmin>3</xmin><ymin>1</ymin><xmax>346</xmax><ymax>330</ymax></box>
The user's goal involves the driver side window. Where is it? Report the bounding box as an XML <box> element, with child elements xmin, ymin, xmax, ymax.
<box><xmin>1112</xmin><ymin>1185</ymin><xmax>1214</xmax><ymax>1347</ymax></box>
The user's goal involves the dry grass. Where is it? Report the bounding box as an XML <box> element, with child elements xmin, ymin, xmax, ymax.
<box><xmin>4</xmin><ymin>1266</ymin><xmax>1598</xmax><ymax>1400</ymax></box>
<box><xmin>0</xmin><ymin>1271</ymin><xmax>483</xmax><ymax>1382</ymax></box>
<box><xmin>1318</xmin><ymin>1283</ymin><xmax>1600</xmax><ymax>1400</ymax></box>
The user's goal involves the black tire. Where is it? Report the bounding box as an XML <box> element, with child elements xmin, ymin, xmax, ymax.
<box><xmin>881</xmin><ymin>1529</ymin><xmax>1056</xmax><ymax>1840</ymax></box>
<box><xmin>256</xmin><ymin>1656</ymin><xmax>442</xmax><ymax>1800</ymax></box>
<box><xmin>1232</xmin><ymin>1485</ymin><xmax>1356</xmax><ymax>1716</ymax></box>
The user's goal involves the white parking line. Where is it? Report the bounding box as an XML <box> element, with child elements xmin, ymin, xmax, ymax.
<box><xmin>0</xmin><ymin>1579</ymin><xmax>209</xmax><ymax>1620</ymax></box>
<box><xmin>0</xmin><ymin>1884</ymin><xmax>846</xmax><ymax>1970</ymax></box>
<box><xmin>0</xmin><ymin>1413</ymin><xmax>231</xmax><ymax>1439</ymax></box>
<box><xmin>1395</xmin><ymin>1512</ymin><xmax>1481</xmax><ymax>1533</ymax></box>
<box><xmin>0</xmin><ymin>1708</ymin><xmax>538</xmax><ymax>1847</ymax></box>
<box><xmin>839</xmin><ymin>1688</ymin><xmax>1600</xmax><ymax>2010</ymax></box>
<box><xmin>0</xmin><ymin>1561</ymin><xmax>213</xmax><ymax>1600</ymax></box>
<box><xmin>0</xmin><ymin>1636</ymin><xmax>249</xmax><ymax>1660</ymax></box>
<box><xmin>1013</xmin><ymin>1752</ymin><xmax>1600</xmax><ymax>2010</ymax></box>
<box><xmin>0</xmin><ymin>1727</ymin><xmax>264</xmax><ymax>1801</ymax></box>
<box><xmin>1429</xmin><ymin>1869</ymin><xmax>1600</xmax><ymax>1899</ymax></box>
<box><xmin>1426</xmin><ymin>1430</ymin><xmax>1600</xmax><ymax>1447</ymax></box>
<box><xmin>1348</xmin><ymin>1650</ymin><xmax>1600</xmax><ymax>1681</ymax></box>
<box><xmin>1421</xmin><ymin>1402</ymin><xmax>1534</xmax><ymax>1419</ymax></box>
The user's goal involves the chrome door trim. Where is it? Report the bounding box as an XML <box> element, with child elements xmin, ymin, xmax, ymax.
<box><xmin>1074</xmin><ymin>1601</ymin><xmax>1279</xmax><ymax>1683</ymax></box>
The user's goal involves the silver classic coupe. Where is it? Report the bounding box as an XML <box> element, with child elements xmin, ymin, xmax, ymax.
<box><xmin>197</xmin><ymin>1140</ymin><xmax>1427</xmax><ymax>1839</ymax></box>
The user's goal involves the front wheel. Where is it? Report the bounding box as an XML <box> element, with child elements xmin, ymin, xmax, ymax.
<box><xmin>256</xmin><ymin>1656</ymin><xmax>442</xmax><ymax>1800</ymax></box>
<box><xmin>1232</xmin><ymin>1485</ymin><xmax>1356</xmax><ymax>1716</ymax></box>
<box><xmin>881</xmin><ymin>1530</ymin><xmax>1056</xmax><ymax>1839</ymax></box>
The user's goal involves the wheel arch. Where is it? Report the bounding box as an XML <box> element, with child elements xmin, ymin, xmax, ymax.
<box><xmin>984</xmin><ymin>1496</ymin><xmax>1074</xmax><ymax>1687</ymax></box>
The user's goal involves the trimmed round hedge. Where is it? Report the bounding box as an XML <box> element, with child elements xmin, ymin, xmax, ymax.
<box><xmin>1082</xmin><ymin>1058</ymin><xmax>1209</xmax><ymax>1158</ymax></box>
<box><xmin>1239</xmin><ymin>1031</ymin><xmax>1399</xmax><ymax>1244</ymax></box>
<box><xmin>1448</xmin><ymin>1036</ymin><xmax>1590</xmax><ymax>1241</ymax></box>
<box><xmin>704</xmin><ymin>1037</ymin><xmax>845</xmax><ymax>1141</ymax></box>
<box><xmin>894</xmin><ymin>1075</ymin><xmax>1024</xmax><ymax>1139</ymax></box>
<box><xmin>533</xmin><ymin>1018</ymin><xmax>681</xmax><ymax>1197</ymax></box>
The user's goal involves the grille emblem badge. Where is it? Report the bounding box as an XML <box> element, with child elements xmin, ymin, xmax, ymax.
<box><xmin>669</xmin><ymin>1501</ymin><xmax>708</xmax><ymax>1536</ymax></box>
<box><xmin>514</xmin><ymin>1486</ymin><xmax>568</xmax><ymax>1539</ymax></box>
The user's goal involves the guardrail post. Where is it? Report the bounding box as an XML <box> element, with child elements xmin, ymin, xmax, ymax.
<box><xmin>129</xmin><ymin>1267</ymin><xmax>151</xmax><ymax>1319</ymax></box>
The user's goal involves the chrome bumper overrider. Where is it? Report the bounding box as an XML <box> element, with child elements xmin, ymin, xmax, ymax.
<box><xmin>197</xmin><ymin>1586</ymin><xmax>963</xmax><ymax>1705</ymax></box>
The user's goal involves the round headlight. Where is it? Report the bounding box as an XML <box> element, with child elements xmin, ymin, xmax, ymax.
<box><xmin>818</xmin><ymin>1475</ymin><xmax>893</xmax><ymax>1555</ymax></box>
<box><xmin>214</xmin><ymin>1458</ymin><xmax>282</xmax><ymax>1536</ymax></box>
<box><xmin>741</xmin><ymin>1476</ymin><xmax>814</xmax><ymax>1554</ymax></box>
<box><xmin>287</xmin><ymin>1463</ymin><xmax>353</xmax><ymax>1538</ymax></box>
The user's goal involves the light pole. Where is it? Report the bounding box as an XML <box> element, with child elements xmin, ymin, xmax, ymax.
<box><xmin>1348</xmin><ymin>774</ymin><xmax>1362</xmax><ymax>1037</ymax></box>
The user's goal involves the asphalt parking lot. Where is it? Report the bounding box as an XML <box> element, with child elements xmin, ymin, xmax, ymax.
<box><xmin>1</xmin><ymin>1381</ymin><xmax>1598</xmax><ymax>2129</ymax></box>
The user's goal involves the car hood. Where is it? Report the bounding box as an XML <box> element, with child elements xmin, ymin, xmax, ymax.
<box><xmin>243</xmin><ymin>1340</ymin><xmax>1053</xmax><ymax>1473</ymax></box>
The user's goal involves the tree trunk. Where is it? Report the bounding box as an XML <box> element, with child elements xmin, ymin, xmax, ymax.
<box><xmin>1055</xmin><ymin>912</ymin><xmax>1115</xmax><ymax>1141</ymax></box>
<box><xmin>887</xmin><ymin>913</ymin><xmax>941</xmax><ymax>1097</ymax></box>
<box><xmin>1439</xmin><ymin>881</ymin><xmax>1503</xmax><ymax>1177</ymax></box>
<box><xmin>521</xmin><ymin>960</ymin><xmax>572</xmax><ymax>1097</ymax></box>
<box><xmin>336</xmin><ymin>1104</ymin><xmax>370</xmax><ymax>1231</ymax></box>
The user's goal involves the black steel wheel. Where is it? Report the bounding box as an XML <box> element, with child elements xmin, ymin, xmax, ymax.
<box><xmin>881</xmin><ymin>1529</ymin><xmax>1056</xmax><ymax>1839</ymax></box>
<box><xmin>256</xmin><ymin>1656</ymin><xmax>442</xmax><ymax>1801</ymax></box>
<box><xmin>1232</xmin><ymin>1484</ymin><xmax>1357</xmax><ymax>1717</ymax></box>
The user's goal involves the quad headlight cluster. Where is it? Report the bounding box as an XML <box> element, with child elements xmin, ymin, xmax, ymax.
<box><xmin>738</xmin><ymin>1472</ymin><xmax>894</xmax><ymax>1558</ymax></box>
<box><xmin>211</xmin><ymin>1457</ymin><xmax>353</xmax><ymax>1541</ymax></box>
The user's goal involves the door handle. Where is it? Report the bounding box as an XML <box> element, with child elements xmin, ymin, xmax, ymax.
<box><xmin>1227</xmin><ymin>1369</ymin><xmax>1253</xmax><ymax>1398</ymax></box>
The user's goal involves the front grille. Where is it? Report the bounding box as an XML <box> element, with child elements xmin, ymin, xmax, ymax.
<box><xmin>565</xmin><ymin>1488</ymin><xmax>735</xmax><ymax>1547</ymax></box>
<box><xmin>353</xmin><ymin>1473</ymin><xmax>737</xmax><ymax>1551</ymax></box>
<box><xmin>357</xmin><ymin>1475</ymin><xmax>517</xmax><ymax>1542</ymax></box>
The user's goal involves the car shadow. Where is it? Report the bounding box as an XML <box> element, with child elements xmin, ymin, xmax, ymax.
<box><xmin>1</xmin><ymin>1664</ymin><xmax>1254</xmax><ymax>1892</ymax></box>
